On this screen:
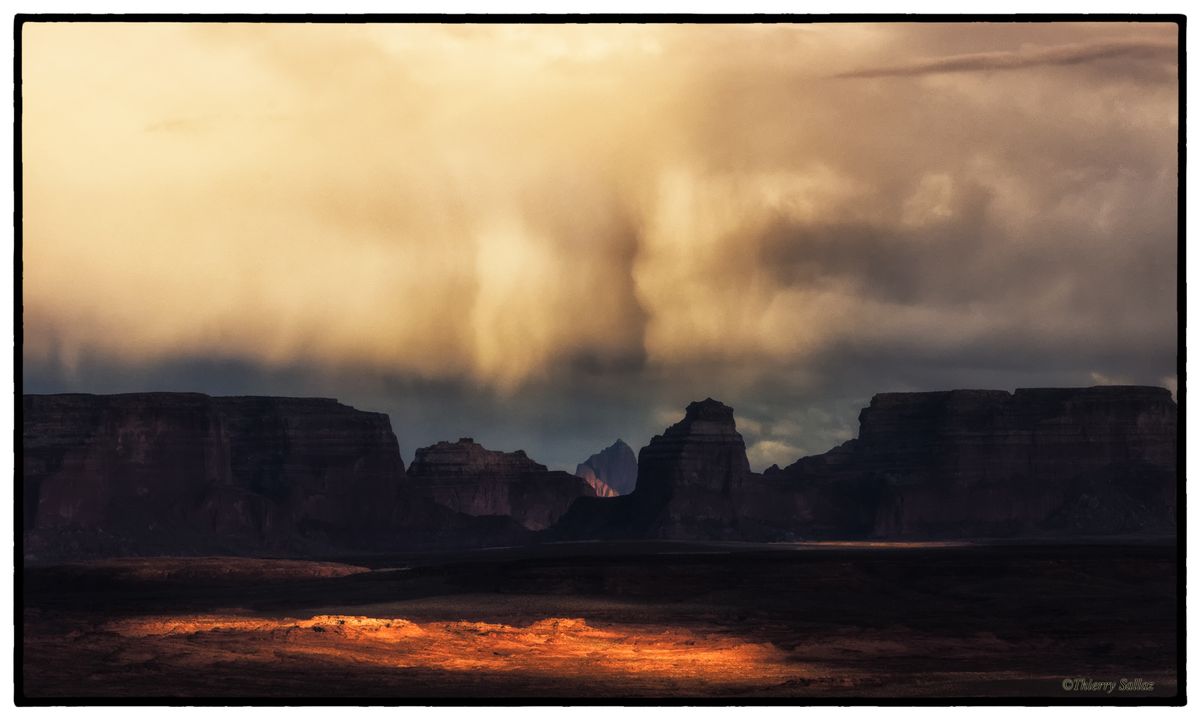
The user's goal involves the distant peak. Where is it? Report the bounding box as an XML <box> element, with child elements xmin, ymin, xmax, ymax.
<box><xmin>576</xmin><ymin>437</ymin><xmax>639</xmax><ymax>496</ymax></box>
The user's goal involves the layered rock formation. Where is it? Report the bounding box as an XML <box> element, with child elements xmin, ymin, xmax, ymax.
<box><xmin>22</xmin><ymin>394</ymin><xmax>526</xmax><ymax>560</ymax></box>
<box><xmin>554</xmin><ymin>399</ymin><xmax>754</xmax><ymax>540</ymax></box>
<box><xmin>634</xmin><ymin>399</ymin><xmax>752</xmax><ymax>538</ymax></box>
<box><xmin>757</xmin><ymin>386</ymin><xmax>1178</xmax><ymax>538</ymax></box>
<box><xmin>23</xmin><ymin>385</ymin><xmax>1178</xmax><ymax>558</ymax></box>
<box><xmin>555</xmin><ymin>387</ymin><xmax>1178</xmax><ymax>541</ymax></box>
<box><xmin>406</xmin><ymin>438</ymin><xmax>595</xmax><ymax>530</ymax></box>
<box><xmin>575</xmin><ymin>439</ymin><xmax>638</xmax><ymax>497</ymax></box>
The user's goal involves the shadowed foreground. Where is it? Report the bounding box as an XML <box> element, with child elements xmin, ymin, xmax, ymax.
<box><xmin>22</xmin><ymin>541</ymin><xmax>1178</xmax><ymax>699</ymax></box>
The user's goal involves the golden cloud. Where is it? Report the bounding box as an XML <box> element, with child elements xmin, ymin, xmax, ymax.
<box><xmin>21</xmin><ymin>22</ymin><xmax>1179</xmax><ymax>392</ymax></box>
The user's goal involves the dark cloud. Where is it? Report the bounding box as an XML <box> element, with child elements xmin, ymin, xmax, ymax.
<box><xmin>21</xmin><ymin>23</ymin><xmax>1179</xmax><ymax>472</ymax></box>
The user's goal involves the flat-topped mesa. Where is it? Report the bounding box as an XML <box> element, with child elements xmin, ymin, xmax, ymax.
<box><xmin>859</xmin><ymin>385</ymin><xmax>1174</xmax><ymax>442</ymax></box>
<box><xmin>407</xmin><ymin>438</ymin><xmax>595</xmax><ymax>531</ymax></box>
<box><xmin>853</xmin><ymin>385</ymin><xmax>1177</xmax><ymax>477</ymax></box>
<box><xmin>22</xmin><ymin>393</ymin><xmax>531</xmax><ymax>561</ymax></box>
<box><xmin>554</xmin><ymin>386</ymin><xmax>1178</xmax><ymax>543</ymax></box>
<box><xmin>24</xmin><ymin>393</ymin><xmax>400</xmax><ymax>558</ymax></box>
<box><xmin>769</xmin><ymin>385</ymin><xmax>1178</xmax><ymax>539</ymax></box>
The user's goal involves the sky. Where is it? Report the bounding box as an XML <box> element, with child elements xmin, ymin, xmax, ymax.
<box><xmin>21</xmin><ymin>22</ymin><xmax>1179</xmax><ymax>471</ymax></box>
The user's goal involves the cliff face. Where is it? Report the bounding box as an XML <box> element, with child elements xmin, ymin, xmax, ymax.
<box><xmin>634</xmin><ymin>399</ymin><xmax>752</xmax><ymax>538</ymax></box>
<box><xmin>575</xmin><ymin>439</ymin><xmax>638</xmax><ymax>497</ymax></box>
<box><xmin>554</xmin><ymin>399</ymin><xmax>753</xmax><ymax>540</ymax></box>
<box><xmin>22</xmin><ymin>394</ymin><xmax>527</xmax><ymax>560</ymax></box>
<box><xmin>407</xmin><ymin>438</ymin><xmax>595</xmax><ymax>530</ymax></box>
<box><xmin>757</xmin><ymin>386</ymin><xmax>1178</xmax><ymax>538</ymax></box>
<box><xmin>24</xmin><ymin>386</ymin><xmax>1178</xmax><ymax>557</ymax></box>
<box><xmin>555</xmin><ymin>387</ymin><xmax>1178</xmax><ymax>542</ymax></box>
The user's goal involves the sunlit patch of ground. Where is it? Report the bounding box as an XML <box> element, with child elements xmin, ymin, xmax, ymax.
<box><xmin>102</xmin><ymin>613</ymin><xmax>809</xmax><ymax>689</ymax></box>
<box><xmin>22</xmin><ymin>547</ymin><xmax>1177</xmax><ymax>698</ymax></box>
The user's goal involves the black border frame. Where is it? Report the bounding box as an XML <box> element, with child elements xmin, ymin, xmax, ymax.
<box><xmin>10</xmin><ymin>11</ymin><xmax>1188</xmax><ymax>708</ymax></box>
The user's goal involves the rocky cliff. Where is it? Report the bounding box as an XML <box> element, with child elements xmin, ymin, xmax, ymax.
<box><xmin>634</xmin><ymin>399</ymin><xmax>753</xmax><ymax>538</ymax></box>
<box><xmin>24</xmin><ymin>386</ymin><xmax>1178</xmax><ymax>557</ymax></box>
<box><xmin>575</xmin><ymin>439</ymin><xmax>638</xmax><ymax>497</ymax></box>
<box><xmin>554</xmin><ymin>399</ymin><xmax>755</xmax><ymax>540</ymax></box>
<box><xmin>555</xmin><ymin>387</ymin><xmax>1178</xmax><ymax>541</ymax></box>
<box><xmin>757</xmin><ymin>386</ymin><xmax>1178</xmax><ymax>538</ymax></box>
<box><xmin>406</xmin><ymin>438</ymin><xmax>595</xmax><ymax>530</ymax></box>
<box><xmin>22</xmin><ymin>394</ymin><xmax>527</xmax><ymax>560</ymax></box>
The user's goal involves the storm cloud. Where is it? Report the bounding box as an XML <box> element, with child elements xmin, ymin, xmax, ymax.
<box><xmin>21</xmin><ymin>22</ymin><xmax>1179</xmax><ymax>470</ymax></box>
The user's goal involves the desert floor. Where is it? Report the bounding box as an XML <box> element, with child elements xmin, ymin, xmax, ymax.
<box><xmin>21</xmin><ymin>540</ymin><xmax>1178</xmax><ymax>700</ymax></box>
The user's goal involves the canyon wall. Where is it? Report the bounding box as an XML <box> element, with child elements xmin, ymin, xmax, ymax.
<box><xmin>22</xmin><ymin>394</ymin><xmax>526</xmax><ymax>560</ymax></box>
<box><xmin>23</xmin><ymin>385</ymin><xmax>1178</xmax><ymax>559</ymax></box>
